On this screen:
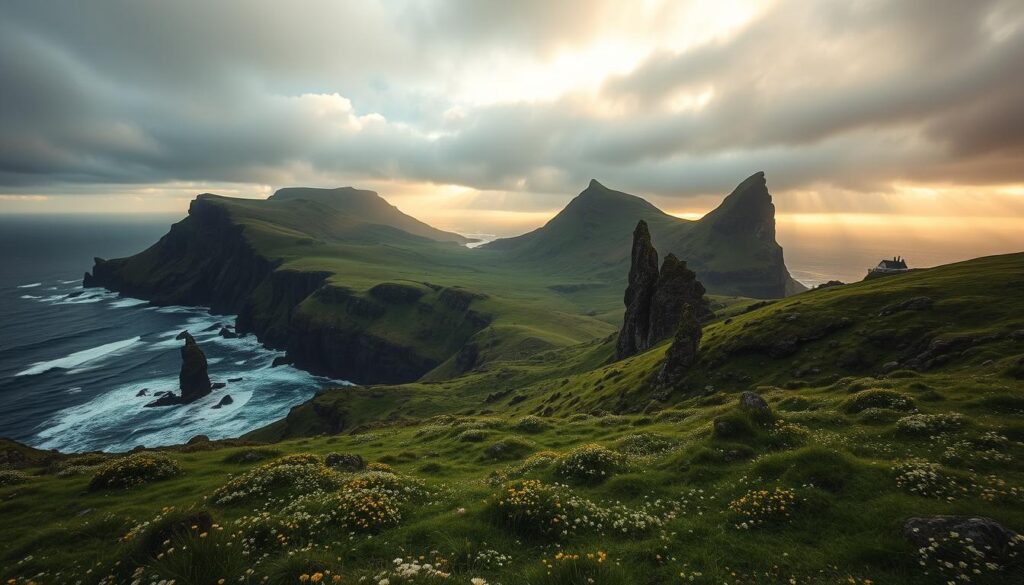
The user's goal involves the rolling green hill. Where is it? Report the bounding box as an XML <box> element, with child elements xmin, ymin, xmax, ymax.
<box><xmin>5</xmin><ymin>252</ymin><xmax>1024</xmax><ymax>585</ymax></box>
<box><xmin>83</xmin><ymin>175</ymin><xmax>803</xmax><ymax>385</ymax></box>
<box><xmin>487</xmin><ymin>172</ymin><xmax>805</xmax><ymax>298</ymax></box>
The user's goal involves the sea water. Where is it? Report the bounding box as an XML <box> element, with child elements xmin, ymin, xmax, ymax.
<box><xmin>0</xmin><ymin>215</ymin><xmax>343</xmax><ymax>453</ymax></box>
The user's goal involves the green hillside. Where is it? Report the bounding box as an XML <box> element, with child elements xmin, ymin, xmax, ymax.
<box><xmin>84</xmin><ymin>175</ymin><xmax>802</xmax><ymax>384</ymax></box>
<box><xmin>9</xmin><ymin>252</ymin><xmax>1023</xmax><ymax>585</ymax></box>
<box><xmin>487</xmin><ymin>172</ymin><xmax>804</xmax><ymax>298</ymax></box>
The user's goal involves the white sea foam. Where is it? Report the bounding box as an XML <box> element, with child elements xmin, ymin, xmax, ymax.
<box><xmin>16</xmin><ymin>337</ymin><xmax>143</xmax><ymax>376</ymax></box>
<box><xmin>59</xmin><ymin>279</ymin><xmax>81</xmax><ymax>284</ymax></box>
<box><xmin>109</xmin><ymin>298</ymin><xmax>149</xmax><ymax>309</ymax></box>
<box><xmin>17</xmin><ymin>282</ymin><xmax>42</xmax><ymax>288</ymax></box>
<box><xmin>20</xmin><ymin>294</ymin><xmax>41</xmax><ymax>299</ymax></box>
<box><xmin>33</xmin><ymin>363</ymin><xmax>341</xmax><ymax>452</ymax></box>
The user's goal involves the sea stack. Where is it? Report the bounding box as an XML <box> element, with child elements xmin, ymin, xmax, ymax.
<box><xmin>176</xmin><ymin>331</ymin><xmax>212</xmax><ymax>402</ymax></box>
<box><xmin>616</xmin><ymin>221</ymin><xmax>710</xmax><ymax>360</ymax></box>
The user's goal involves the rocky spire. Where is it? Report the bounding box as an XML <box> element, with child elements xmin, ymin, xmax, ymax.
<box><xmin>648</xmin><ymin>253</ymin><xmax>710</xmax><ymax>342</ymax></box>
<box><xmin>616</xmin><ymin>222</ymin><xmax>710</xmax><ymax>360</ymax></box>
<box><xmin>657</xmin><ymin>304</ymin><xmax>702</xmax><ymax>385</ymax></box>
<box><xmin>177</xmin><ymin>331</ymin><xmax>212</xmax><ymax>402</ymax></box>
<box><xmin>615</xmin><ymin>221</ymin><xmax>660</xmax><ymax>359</ymax></box>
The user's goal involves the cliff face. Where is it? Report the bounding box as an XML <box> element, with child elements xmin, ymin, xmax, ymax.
<box><xmin>83</xmin><ymin>196</ymin><xmax>489</xmax><ymax>384</ymax></box>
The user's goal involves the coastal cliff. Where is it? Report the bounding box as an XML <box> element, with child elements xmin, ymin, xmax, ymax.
<box><xmin>84</xmin><ymin>195</ymin><xmax>490</xmax><ymax>384</ymax></box>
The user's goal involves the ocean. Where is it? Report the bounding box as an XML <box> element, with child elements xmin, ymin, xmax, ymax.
<box><xmin>0</xmin><ymin>214</ymin><xmax>343</xmax><ymax>453</ymax></box>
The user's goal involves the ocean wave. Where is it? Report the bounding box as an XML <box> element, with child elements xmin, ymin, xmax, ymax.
<box><xmin>17</xmin><ymin>282</ymin><xmax>42</xmax><ymax>288</ymax></box>
<box><xmin>109</xmin><ymin>297</ymin><xmax>149</xmax><ymax>309</ymax></box>
<box><xmin>20</xmin><ymin>294</ymin><xmax>42</xmax><ymax>299</ymax></box>
<box><xmin>16</xmin><ymin>336</ymin><xmax>143</xmax><ymax>377</ymax></box>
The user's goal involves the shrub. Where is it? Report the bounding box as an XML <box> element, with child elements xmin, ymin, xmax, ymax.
<box><xmin>222</xmin><ymin>448</ymin><xmax>282</xmax><ymax>464</ymax></box>
<box><xmin>485</xmin><ymin>480</ymin><xmax>580</xmax><ymax>540</ymax></box>
<box><xmin>843</xmin><ymin>389</ymin><xmax>914</xmax><ymax>413</ymax></box>
<box><xmin>264</xmin><ymin>453</ymin><xmax>322</xmax><ymax>467</ymax></box>
<box><xmin>0</xmin><ymin>469</ymin><xmax>29</xmax><ymax>486</ymax></box>
<box><xmin>765</xmin><ymin>420</ymin><xmax>811</xmax><ymax>449</ymax></box>
<box><xmin>281</xmin><ymin>487</ymin><xmax>402</xmax><ymax>534</ymax></box>
<box><xmin>614</xmin><ymin>433</ymin><xmax>677</xmax><ymax>456</ymax></box>
<box><xmin>526</xmin><ymin>550</ymin><xmax>629</xmax><ymax>585</ymax></box>
<box><xmin>457</xmin><ymin>429</ymin><xmax>491</xmax><ymax>442</ymax></box>
<box><xmin>367</xmin><ymin>462</ymin><xmax>394</xmax><ymax>472</ymax></box>
<box><xmin>210</xmin><ymin>460</ymin><xmax>342</xmax><ymax>506</ymax></box>
<box><xmin>325</xmin><ymin>452</ymin><xmax>366</xmax><ymax>471</ymax></box>
<box><xmin>342</xmin><ymin>470</ymin><xmax>430</xmax><ymax>502</ymax></box>
<box><xmin>123</xmin><ymin>507</ymin><xmax>213</xmax><ymax>560</ymax></box>
<box><xmin>895</xmin><ymin>412</ymin><xmax>966</xmax><ymax>435</ymax></box>
<box><xmin>728</xmin><ymin>487</ymin><xmax>801</xmax><ymax>529</ymax></box>
<box><xmin>510</xmin><ymin>415</ymin><xmax>548</xmax><ymax>434</ymax></box>
<box><xmin>555</xmin><ymin>444</ymin><xmax>625</xmax><ymax>484</ymax></box>
<box><xmin>89</xmin><ymin>452</ymin><xmax>182</xmax><ymax>491</ymax></box>
<box><xmin>893</xmin><ymin>459</ymin><xmax>966</xmax><ymax>500</ymax></box>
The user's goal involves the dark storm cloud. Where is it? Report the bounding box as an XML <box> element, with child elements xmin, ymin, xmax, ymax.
<box><xmin>0</xmin><ymin>0</ymin><xmax>1022</xmax><ymax>203</ymax></box>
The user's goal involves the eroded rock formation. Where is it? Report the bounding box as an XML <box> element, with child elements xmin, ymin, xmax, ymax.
<box><xmin>657</xmin><ymin>304</ymin><xmax>703</xmax><ymax>384</ymax></box>
<box><xmin>616</xmin><ymin>220</ymin><xmax>710</xmax><ymax>360</ymax></box>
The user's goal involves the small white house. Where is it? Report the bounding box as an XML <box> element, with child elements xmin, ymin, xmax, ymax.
<box><xmin>869</xmin><ymin>256</ymin><xmax>909</xmax><ymax>276</ymax></box>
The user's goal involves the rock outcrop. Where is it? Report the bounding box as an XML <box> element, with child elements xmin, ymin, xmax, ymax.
<box><xmin>616</xmin><ymin>220</ymin><xmax>710</xmax><ymax>360</ymax></box>
<box><xmin>657</xmin><ymin>304</ymin><xmax>703</xmax><ymax>384</ymax></box>
<box><xmin>145</xmin><ymin>332</ymin><xmax>212</xmax><ymax>407</ymax></box>
<box><xmin>177</xmin><ymin>331</ymin><xmax>212</xmax><ymax>402</ymax></box>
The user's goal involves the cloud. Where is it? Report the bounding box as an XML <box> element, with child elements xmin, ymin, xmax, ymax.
<box><xmin>0</xmin><ymin>0</ymin><xmax>1023</xmax><ymax>212</ymax></box>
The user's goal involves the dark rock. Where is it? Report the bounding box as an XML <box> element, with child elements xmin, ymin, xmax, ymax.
<box><xmin>616</xmin><ymin>221</ymin><xmax>660</xmax><ymax>359</ymax></box>
<box><xmin>227</xmin><ymin>377</ymin><xmax>243</xmax><ymax>383</ymax></box>
<box><xmin>178</xmin><ymin>332</ymin><xmax>212</xmax><ymax>402</ymax></box>
<box><xmin>211</xmin><ymin>395</ymin><xmax>233</xmax><ymax>409</ymax></box>
<box><xmin>153</xmin><ymin>391</ymin><xmax>167</xmax><ymax>396</ymax></box>
<box><xmin>187</xmin><ymin>435</ymin><xmax>210</xmax><ymax>444</ymax></box>
<box><xmin>210</xmin><ymin>382</ymin><xmax>226</xmax><ymax>390</ymax></box>
<box><xmin>325</xmin><ymin>452</ymin><xmax>365</xmax><ymax>471</ymax></box>
<box><xmin>203</xmin><ymin>322</ymin><xmax>223</xmax><ymax>332</ymax></box>
<box><xmin>738</xmin><ymin>391</ymin><xmax>769</xmax><ymax>412</ymax></box>
<box><xmin>175</xmin><ymin>330</ymin><xmax>190</xmax><ymax>341</ymax></box>
<box><xmin>657</xmin><ymin>304</ymin><xmax>703</xmax><ymax>385</ymax></box>
<box><xmin>617</xmin><ymin>221</ymin><xmax>709</xmax><ymax>360</ymax></box>
<box><xmin>1007</xmin><ymin>356</ymin><xmax>1024</xmax><ymax>380</ymax></box>
<box><xmin>66</xmin><ymin>290</ymin><xmax>84</xmax><ymax>298</ymax></box>
<box><xmin>271</xmin><ymin>356</ymin><xmax>292</xmax><ymax>368</ymax></box>
<box><xmin>144</xmin><ymin>393</ymin><xmax>181</xmax><ymax>407</ymax></box>
<box><xmin>904</xmin><ymin>516</ymin><xmax>1023</xmax><ymax>565</ymax></box>
<box><xmin>218</xmin><ymin>326</ymin><xmax>239</xmax><ymax>339</ymax></box>
<box><xmin>136</xmin><ymin>388</ymin><xmax>149</xmax><ymax>397</ymax></box>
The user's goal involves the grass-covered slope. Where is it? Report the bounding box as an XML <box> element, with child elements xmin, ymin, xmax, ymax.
<box><xmin>83</xmin><ymin>175</ymin><xmax>804</xmax><ymax>385</ymax></box>
<box><xmin>486</xmin><ymin>172</ymin><xmax>805</xmax><ymax>299</ymax></box>
<box><xmin>7</xmin><ymin>252</ymin><xmax>1019</xmax><ymax>584</ymax></box>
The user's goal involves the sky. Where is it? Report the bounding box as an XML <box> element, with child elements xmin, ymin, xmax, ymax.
<box><xmin>1</xmin><ymin>0</ymin><xmax>1023</xmax><ymax>261</ymax></box>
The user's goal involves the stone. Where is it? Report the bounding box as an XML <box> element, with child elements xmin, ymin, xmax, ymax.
<box><xmin>187</xmin><ymin>435</ymin><xmax>210</xmax><ymax>444</ymax></box>
<box><xmin>657</xmin><ymin>304</ymin><xmax>703</xmax><ymax>385</ymax></box>
<box><xmin>738</xmin><ymin>391</ymin><xmax>769</xmax><ymax>412</ymax></box>
<box><xmin>210</xmin><ymin>382</ymin><xmax>226</xmax><ymax>390</ymax></box>
<box><xmin>271</xmin><ymin>356</ymin><xmax>292</xmax><ymax>368</ymax></box>
<box><xmin>325</xmin><ymin>452</ymin><xmax>365</xmax><ymax>471</ymax></box>
<box><xmin>136</xmin><ymin>388</ymin><xmax>149</xmax><ymax>397</ymax></box>
<box><xmin>904</xmin><ymin>516</ymin><xmax>1022</xmax><ymax>564</ymax></box>
<box><xmin>218</xmin><ymin>326</ymin><xmax>239</xmax><ymax>339</ymax></box>
<box><xmin>211</xmin><ymin>395</ymin><xmax>233</xmax><ymax>409</ymax></box>
<box><xmin>227</xmin><ymin>377</ymin><xmax>243</xmax><ymax>383</ymax></box>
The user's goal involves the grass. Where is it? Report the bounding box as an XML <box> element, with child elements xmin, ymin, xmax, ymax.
<box><xmin>5</xmin><ymin>253</ymin><xmax>1023</xmax><ymax>584</ymax></box>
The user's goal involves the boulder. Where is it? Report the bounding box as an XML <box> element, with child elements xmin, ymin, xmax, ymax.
<box><xmin>904</xmin><ymin>516</ymin><xmax>1023</xmax><ymax>565</ymax></box>
<box><xmin>210</xmin><ymin>382</ymin><xmax>226</xmax><ymax>390</ymax></box>
<box><xmin>218</xmin><ymin>327</ymin><xmax>239</xmax><ymax>339</ymax></box>
<box><xmin>135</xmin><ymin>388</ymin><xmax>149</xmax><ymax>397</ymax></box>
<box><xmin>211</xmin><ymin>395</ymin><xmax>233</xmax><ymax>409</ymax></box>
<box><xmin>325</xmin><ymin>452</ymin><xmax>366</xmax><ymax>471</ymax></box>
<box><xmin>187</xmin><ymin>435</ymin><xmax>210</xmax><ymax>445</ymax></box>
<box><xmin>738</xmin><ymin>391</ymin><xmax>769</xmax><ymax>412</ymax></box>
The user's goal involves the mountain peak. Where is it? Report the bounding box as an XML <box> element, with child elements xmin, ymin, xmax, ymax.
<box><xmin>588</xmin><ymin>178</ymin><xmax>606</xmax><ymax>190</ymax></box>
<box><xmin>702</xmin><ymin>171</ymin><xmax>776</xmax><ymax>241</ymax></box>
